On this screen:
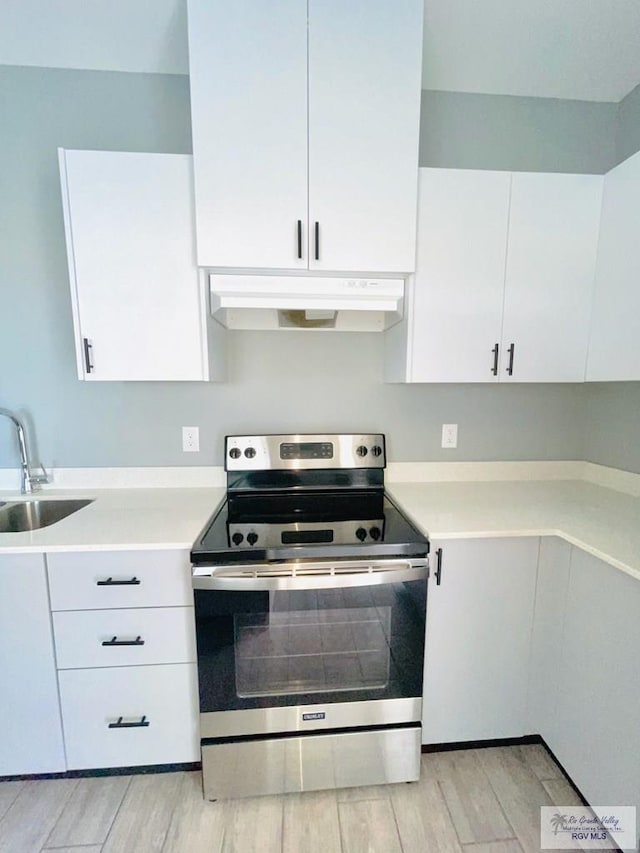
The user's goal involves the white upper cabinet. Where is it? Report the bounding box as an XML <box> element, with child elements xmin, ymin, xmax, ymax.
<box><xmin>501</xmin><ymin>173</ymin><xmax>603</xmax><ymax>382</ymax></box>
<box><xmin>407</xmin><ymin>169</ymin><xmax>511</xmax><ymax>382</ymax></box>
<box><xmin>307</xmin><ymin>0</ymin><xmax>423</xmax><ymax>273</ymax></box>
<box><xmin>187</xmin><ymin>0</ymin><xmax>423</xmax><ymax>274</ymax></box>
<box><xmin>586</xmin><ymin>150</ymin><xmax>640</xmax><ymax>381</ymax></box>
<box><xmin>386</xmin><ymin>167</ymin><xmax>603</xmax><ymax>383</ymax></box>
<box><xmin>187</xmin><ymin>0</ymin><xmax>308</xmax><ymax>270</ymax></box>
<box><xmin>59</xmin><ymin>149</ymin><xmax>222</xmax><ymax>382</ymax></box>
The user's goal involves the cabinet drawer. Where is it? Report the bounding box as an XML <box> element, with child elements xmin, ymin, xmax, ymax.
<box><xmin>53</xmin><ymin>607</ymin><xmax>196</xmax><ymax>669</ymax></box>
<box><xmin>47</xmin><ymin>550</ymin><xmax>193</xmax><ymax>610</ymax></box>
<box><xmin>59</xmin><ymin>664</ymin><xmax>199</xmax><ymax>770</ymax></box>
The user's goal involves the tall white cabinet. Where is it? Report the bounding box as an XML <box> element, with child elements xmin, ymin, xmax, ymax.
<box><xmin>59</xmin><ymin>149</ymin><xmax>224</xmax><ymax>382</ymax></box>
<box><xmin>386</xmin><ymin>168</ymin><xmax>603</xmax><ymax>383</ymax></box>
<box><xmin>0</xmin><ymin>554</ymin><xmax>66</xmax><ymax>775</ymax></box>
<box><xmin>187</xmin><ymin>0</ymin><xmax>423</xmax><ymax>273</ymax></box>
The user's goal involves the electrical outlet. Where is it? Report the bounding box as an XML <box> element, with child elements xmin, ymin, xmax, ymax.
<box><xmin>182</xmin><ymin>426</ymin><xmax>200</xmax><ymax>453</ymax></box>
<box><xmin>441</xmin><ymin>424</ymin><xmax>458</xmax><ymax>449</ymax></box>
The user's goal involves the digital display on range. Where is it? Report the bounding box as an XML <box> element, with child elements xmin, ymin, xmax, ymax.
<box><xmin>280</xmin><ymin>442</ymin><xmax>333</xmax><ymax>460</ymax></box>
<box><xmin>281</xmin><ymin>529</ymin><xmax>334</xmax><ymax>544</ymax></box>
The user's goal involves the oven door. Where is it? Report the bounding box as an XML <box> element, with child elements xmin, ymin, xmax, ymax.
<box><xmin>193</xmin><ymin>559</ymin><xmax>428</xmax><ymax>738</ymax></box>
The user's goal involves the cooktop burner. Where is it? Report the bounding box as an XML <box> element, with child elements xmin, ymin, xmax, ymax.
<box><xmin>190</xmin><ymin>433</ymin><xmax>429</xmax><ymax>566</ymax></box>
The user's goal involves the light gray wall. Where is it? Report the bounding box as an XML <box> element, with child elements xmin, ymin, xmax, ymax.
<box><xmin>615</xmin><ymin>83</ymin><xmax>640</xmax><ymax>165</ymax></box>
<box><xmin>0</xmin><ymin>65</ymin><xmax>628</xmax><ymax>470</ymax></box>
<box><xmin>583</xmin><ymin>384</ymin><xmax>640</xmax><ymax>475</ymax></box>
<box><xmin>419</xmin><ymin>90</ymin><xmax>618</xmax><ymax>173</ymax></box>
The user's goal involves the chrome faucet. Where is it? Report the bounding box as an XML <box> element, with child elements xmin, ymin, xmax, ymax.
<box><xmin>0</xmin><ymin>408</ymin><xmax>49</xmax><ymax>494</ymax></box>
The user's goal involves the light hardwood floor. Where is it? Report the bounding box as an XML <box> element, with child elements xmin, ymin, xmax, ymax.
<box><xmin>0</xmin><ymin>745</ymin><xmax>614</xmax><ymax>853</ymax></box>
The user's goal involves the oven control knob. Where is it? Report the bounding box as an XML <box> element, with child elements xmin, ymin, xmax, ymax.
<box><xmin>247</xmin><ymin>532</ymin><xmax>258</xmax><ymax>546</ymax></box>
<box><xmin>356</xmin><ymin>445</ymin><xmax>368</xmax><ymax>457</ymax></box>
<box><xmin>369</xmin><ymin>526</ymin><xmax>381</xmax><ymax>541</ymax></box>
<box><xmin>231</xmin><ymin>532</ymin><xmax>244</xmax><ymax>546</ymax></box>
<box><xmin>229</xmin><ymin>447</ymin><xmax>241</xmax><ymax>459</ymax></box>
<box><xmin>356</xmin><ymin>527</ymin><xmax>367</xmax><ymax>541</ymax></box>
<box><xmin>371</xmin><ymin>445</ymin><xmax>383</xmax><ymax>458</ymax></box>
<box><xmin>244</xmin><ymin>447</ymin><xmax>257</xmax><ymax>459</ymax></box>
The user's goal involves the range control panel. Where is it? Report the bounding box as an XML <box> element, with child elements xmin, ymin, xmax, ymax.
<box><xmin>225</xmin><ymin>434</ymin><xmax>386</xmax><ymax>472</ymax></box>
<box><xmin>227</xmin><ymin>520</ymin><xmax>385</xmax><ymax>549</ymax></box>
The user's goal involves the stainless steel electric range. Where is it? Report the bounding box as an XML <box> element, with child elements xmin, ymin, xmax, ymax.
<box><xmin>190</xmin><ymin>434</ymin><xmax>429</xmax><ymax>800</ymax></box>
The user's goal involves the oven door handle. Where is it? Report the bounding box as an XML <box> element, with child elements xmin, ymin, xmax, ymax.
<box><xmin>192</xmin><ymin>561</ymin><xmax>428</xmax><ymax>591</ymax></box>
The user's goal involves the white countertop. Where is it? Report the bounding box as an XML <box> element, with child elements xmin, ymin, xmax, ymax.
<box><xmin>387</xmin><ymin>480</ymin><xmax>640</xmax><ymax>582</ymax></box>
<box><xmin>0</xmin><ymin>487</ymin><xmax>225</xmax><ymax>553</ymax></box>
<box><xmin>0</xmin><ymin>477</ymin><xmax>638</xmax><ymax>582</ymax></box>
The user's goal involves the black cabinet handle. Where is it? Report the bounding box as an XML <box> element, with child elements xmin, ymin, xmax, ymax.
<box><xmin>491</xmin><ymin>343</ymin><xmax>499</xmax><ymax>376</ymax></box>
<box><xmin>434</xmin><ymin>548</ymin><xmax>443</xmax><ymax>585</ymax></box>
<box><xmin>101</xmin><ymin>635</ymin><xmax>144</xmax><ymax>647</ymax></box>
<box><xmin>108</xmin><ymin>715</ymin><xmax>149</xmax><ymax>729</ymax></box>
<box><xmin>314</xmin><ymin>221</ymin><xmax>320</xmax><ymax>260</ymax></box>
<box><xmin>83</xmin><ymin>337</ymin><xmax>94</xmax><ymax>374</ymax></box>
<box><xmin>96</xmin><ymin>576</ymin><xmax>141</xmax><ymax>586</ymax></box>
<box><xmin>296</xmin><ymin>219</ymin><xmax>303</xmax><ymax>260</ymax></box>
<box><xmin>506</xmin><ymin>343</ymin><xmax>515</xmax><ymax>376</ymax></box>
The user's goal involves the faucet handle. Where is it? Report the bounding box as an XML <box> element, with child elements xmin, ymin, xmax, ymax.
<box><xmin>29</xmin><ymin>464</ymin><xmax>50</xmax><ymax>489</ymax></box>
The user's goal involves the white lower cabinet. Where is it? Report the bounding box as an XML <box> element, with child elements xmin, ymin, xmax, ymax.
<box><xmin>47</xmin><ymin>549</ymin><xmax>193</xmax><ymax>611</ymax></box>
<box><xmin>53</xmin><ymin>607</ymin><xmax>196</xmax><ymax>669</ymax></box>
<box><xmin>422</xmin><ymin>538</ymin><xmax>539</xmax><ymax>744</ymax></box>
<box><xmin>526</xmin><ymin>536</ymin><xmax>572</xmax><ymax>745</ymax></box>
<box><xmin>59</xmin><ymin>664</ymin><xmax>200</xmax><ymax>770</ymax></box>
<box><xmin>48</xmin><ymin>549</ymin><xmax>200</xmax><ymax>772</ymax></box>
<box><xmin>0</xmin><ymin>554</ymin><xmax>66</xmax><ymax>775</ymax></box>
<box><xmin>552</xmin><ymin>548</ymin><xmax>640</xmax><ymax>816</ymax></box>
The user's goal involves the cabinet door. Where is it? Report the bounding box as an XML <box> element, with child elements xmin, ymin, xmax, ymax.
<box><xmin>53</xmin><ymin>607</ymin><xmax>196</xmax><ymax>669</ymax></box>
<box><xmin>187</xmin><ymin>0</ymin><xmax>308</xmax><ymax>269</ymax></box>
<box><xmin>47</xmin><ymin>550</ymin><xmax>193</xmax><ymax>611</ymax></box>
<box><xmin>308</xmin><ymin>0</ymin><xmax>423</xmax><ymax>273</ymax></box>
<box><xmin>553</xmin><ymin>549</ymin><xmax>640</xmax><ymax>816</ymax></box>
<box><xmin>59</xmin><ymin>664</ymin><xmax>199</xmax><ymax>770</ymax></box>
<box><xmin>409</xmin><ymin>169</ymin><xmax>510</xmax><ymax>382</ymax></box>
<box><xmin>422</xmin><ymin>538</ymin><xmax>539</xmax><ymax>744</ymax></box>
<box><xmin>587</xmin><ymin>151</ymin><xmax>640</xmax><ymax>380</ymax></box>
<box><xmin>59</xmin><ymin>150</ymin><xmax>211</xmax><ymax>381</ymax></box>
<box><xmin>501</xmin><ymin>173</ymin><xmax>603</xmax><ymax>382</ymax></box>
<box><xmin>0</xmin><ymin>554</ymin><xmax>66</xmax><ymax>774</ymax></box>
<box><xmin>526</xmin><ymin>537</ymin><xmax>572</xmax><ymax>744</ymax></box>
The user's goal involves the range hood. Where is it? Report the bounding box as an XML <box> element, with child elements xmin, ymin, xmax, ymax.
<box><xmin>209</xmin><ymin>274</ymin><xmax>404</xmax><ymax>331</ymax></box>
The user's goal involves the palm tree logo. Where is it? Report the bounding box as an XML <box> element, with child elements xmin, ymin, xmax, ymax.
<box><xmin>550</xmin><ymin>813</ymin><xmax>568</xmax><ymax>835</ymax></box>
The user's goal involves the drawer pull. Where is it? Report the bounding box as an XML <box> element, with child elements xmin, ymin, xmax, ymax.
<box><xmin>108</xmin><ymin>715</ymin><xmax>149</xmax><ymax>729</ymax></box>
<box><xmin>96</xmin><ymin>576</ymin><xmax>141</xmax><ymax>586</ymax></box>
<box><xmin>101</xmin><ymin>635</ymin><xmax>145</xmax><ymax>647</ymax></box>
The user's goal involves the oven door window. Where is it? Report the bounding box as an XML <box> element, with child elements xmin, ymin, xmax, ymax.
<box><xmin>234</xmin><ymin>605</ymin><xmax>392</xmax><ymax>697</ymax></box>
<box><xmin>194</xmin><ymin>581</ymin><xmax>426</xmax><ymax>713</ymax></box>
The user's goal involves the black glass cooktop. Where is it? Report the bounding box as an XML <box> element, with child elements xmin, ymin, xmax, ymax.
<box><xmin>191</xmin><ymin>489</ymin><xmax>428</xmax><ymax>565</ymax></box>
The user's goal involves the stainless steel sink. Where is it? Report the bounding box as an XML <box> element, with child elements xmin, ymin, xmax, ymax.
<box><xmin>0</xmin><ymin>499</ymin><xmax>93</xmax><ymax>533</ymax></box>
